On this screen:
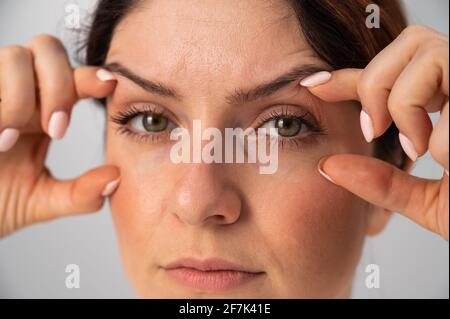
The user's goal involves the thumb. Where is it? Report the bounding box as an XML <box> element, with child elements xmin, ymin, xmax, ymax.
<box><xmin>74</xmin><ymin>66</ymin><xmax>117</xmax><ymax>99</ymax></box>
<box><xmin>31</xmin><ymin>165</ymin><xmax>121</xmax><ymax>224</ymax></box>
<box><xmin>317</xmin><ymin>154</ymin><xmax>448</xmax><ymax>239</ymax></box>
<box><xmin>301</xmin><ymin>68</ymin><xmax>362</xmax><ymax>102</ymax></box>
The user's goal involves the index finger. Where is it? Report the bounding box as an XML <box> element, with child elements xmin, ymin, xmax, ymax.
<box><xmin>302</xmin><ymin>68</ymin><xmax>362</xmax><ymax>103</ymax></box>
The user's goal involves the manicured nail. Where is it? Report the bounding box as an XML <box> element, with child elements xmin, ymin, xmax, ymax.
<box><xmin>0</xmin><ymin>128</ymin><xmax>20</xmax><ymax>152</ymax></box>
<box><xmin>96</xmin><ymin>69</ymin><xmax>115</xmax><ymax>81</ymax></box>
<box><xmin>48</xmin><ymin>111</ymin><xmax>69</xmax><ymax>140</ymax></box>
<box><xmin>317</xmin><ymin>156</ymin><xmax>335</xmax><ymax>184</ymax></box>
<box><xmin>398</xmin><ymin>133</ymin><xmax>418</xmax><ymax>162</ymax></box>
<box><xmin>300</xmin><ymin>71</ymin><xmax>332</xmax><ymax>87</ymax></box>
<box><xmin>102</xmin><ymin>178</ymin><xmax>121</xmax><ymax>197</ymax></box>
<box><xmin>360</xmin><ymin>110</ymin><xmax>374</xmax><ymax>143</ymax></box>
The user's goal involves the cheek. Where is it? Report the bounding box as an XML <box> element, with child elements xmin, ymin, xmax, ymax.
<box><xmin>275</xmin><ymin>180</ymin><xmax>365</xmax><ymax>274</ymax></box>
<box><xmin>241</xmin><ymin>152</ymin><xmax>368</xmax><ymax>296</ymax></box>
<box><xmin>105</xmin><ymin>133</ymin><xmax>176</xmax><ymax>275</ymax></box>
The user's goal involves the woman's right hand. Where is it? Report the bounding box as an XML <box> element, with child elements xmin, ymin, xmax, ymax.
<box><xmin>0</xmin><ymin>34</ymin><xmax>120</xmax><ymax>238</ymax></box>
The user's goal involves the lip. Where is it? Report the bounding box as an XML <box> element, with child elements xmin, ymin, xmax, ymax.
<box><xmin>162</xmin><ymin>258</ymin><xmax>264</xmax><ymax>291</ymax></box>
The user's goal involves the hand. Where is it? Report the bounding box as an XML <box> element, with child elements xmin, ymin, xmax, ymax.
<box><xmin>0</xmin><ymin>35</ymin><xmax>120</xmax><ymax>238</ymax></box>
<box><xmin>301</xmin><ymin>25</ymin><xmax>449</xmax><ymax>240</ymax></box>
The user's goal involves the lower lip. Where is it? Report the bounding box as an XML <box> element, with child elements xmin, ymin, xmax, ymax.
<box><xmin>165</xmin><ymin>267</ymin><xmax>263</xmax><ymax>291</ymax></box>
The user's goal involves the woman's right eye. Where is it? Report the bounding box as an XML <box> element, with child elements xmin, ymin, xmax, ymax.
<box><xmin>110</xmin><ymin>105</ymin><xmax>178</xmax><ymax>143</ymax></box>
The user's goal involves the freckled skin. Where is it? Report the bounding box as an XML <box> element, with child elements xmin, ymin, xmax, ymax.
<box><xmin>105</xmin><ymin>0</ymin><xmax>389</xmax><ymax>298</ymax></box>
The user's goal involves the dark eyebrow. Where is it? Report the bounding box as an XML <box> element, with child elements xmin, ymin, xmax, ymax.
<box><xmin>103</xmin><ymin>62</ymin><xmax>181</xmax><ymax>99</ymax></box>
<box><xmin>103</xmin><ymin>62</ymin><xmax>328</xmax><ymax>104</ymax></box>
<box><xmin>225</xmin><ymin>64</ymin><xmax>329</xmax><ymax>105</ymax></box>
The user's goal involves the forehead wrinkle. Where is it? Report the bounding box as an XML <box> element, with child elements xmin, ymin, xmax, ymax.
<box><xmin>107</xmin><ymin>0</ymin><xmax>326</xmax><ymax>108</ymax></box>
<box><xmin>109</xmin><ymin>0</ymin><xmax>304</xmax><ymax>70</ymax></box>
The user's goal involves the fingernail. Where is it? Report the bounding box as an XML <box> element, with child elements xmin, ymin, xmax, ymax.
<box><xmin>48</xmin><ymin>111</ymin><xmax>69</xmax><ymax>140</ymax></box>
<box><xmin>102</xmin><ymin>178</ymin><xmax>121</xmax><ymax>197</ymax></box>
<box><xmin>398</xmin><ymin>133</ymin><xmax>418</xmax><ymax>162</ymax></box>
<box><xmin>360</xmin><ymin>110</ymin><xmax>374</xmax><ymax>143</ymax></box>
<box><xmin>300</xmin><ymin>71</ymin><xmax>332</xmax><ymax>87</ymax></box>
<box><xmin>96</xmin><ymin>69</ymin><xmax>115</xmax><ymax>81</ymax></box>
<box><xmin>0</xmin><ymin>128</ymin><xmax>20</xmax><ymax>152</ymax></box>
<box><xmin>317</xmin><ymin>156</ymin><xmax>335</xmax><ymax>184</ymax></box>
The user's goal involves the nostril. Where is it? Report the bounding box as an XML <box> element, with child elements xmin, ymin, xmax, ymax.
<box><xmin>210</xmin><ymin>214</ymin><xmax>227</xmax><ymax>224</ymax></box>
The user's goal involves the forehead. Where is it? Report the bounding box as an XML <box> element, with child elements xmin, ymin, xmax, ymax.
<box><xmin>107</xmin><ymin>0</ymin><xmax>320</xmax><ymax>94</ymax></box>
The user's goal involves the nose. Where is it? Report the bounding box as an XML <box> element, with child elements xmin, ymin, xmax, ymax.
<box><xmin>167</xmin><ymin>163</ymin><xmax>242</xmax><ymax>226</ymax></box>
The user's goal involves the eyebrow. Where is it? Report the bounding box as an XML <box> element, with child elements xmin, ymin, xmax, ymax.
<box><xmin>103</xmin><ymin>62</ymin><xmax>328</xmax><ymax>104</ymax></box>
<box><xmin>225</xmin><ymin>64</ymin><xmax>328</xmax><ymax>105</ymax></box>
<box><xmin>103</xmin><ymin>62</ymin><xmax>181</xmax><ymax>99</ymax></box>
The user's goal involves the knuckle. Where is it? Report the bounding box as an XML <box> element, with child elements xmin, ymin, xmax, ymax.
<box><xmin>380</xmin><ymin>167</ymin><xmax>397</xmax><ymax>207</ymax></box>
<box><xmin>417</xmin><ymin>41</ymin><xmax>448</xmax><ymax>63</ymax></box>
<box><xmin>387</xmin><ymin>92</ymin><xmax>405</xmax><ymax>116</ymax></box>
<box><xmin>42</xmin><ymin>79</ymin><xmax>75</xmax><ymax>107</ymax></box>
<box><xmin>28</xmin><ymin>34</ymin><xmax>64</xmax><ymax>51</ymax></box>
<box><xmin>1</xmin><ymin>111</ymin><xmax>29</xmax><ymax>128</ymax></box>
<box><xmin>400</xmin><ymin>25</ymin><xmax>433</xmax><ymax>38</ymax></box>
<box><xmin>0</xmin><ymin>100</ymin><xmax>34</xmax><ymax>126</ymax></box>
<box><xmin>0</xmin><ymin>45</ymin><xmax>31</xmax><ymax>63</ymax></box>
<box><xmin>28</xmin><ymin>34</ymin><xmax>66</xmax><ymax>54</ymax></box>
<box><xmin>45</xmin><ymin>79</ymin><xmax>69</xmax><ymax>95</ymax></box>
<box><xmin>356</xmin><ymin>72</ymin><xmax>376</xmax><ymax>97</ymax></box>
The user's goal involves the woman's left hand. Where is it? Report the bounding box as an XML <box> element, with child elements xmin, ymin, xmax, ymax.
<box><xmin>302</xmin><ymin>25</ymin><xmax>449</xmax><ymax>240</ymax></box>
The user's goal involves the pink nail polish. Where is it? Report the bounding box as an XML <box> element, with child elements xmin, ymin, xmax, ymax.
<box><xmin>360</xmin><ymin>110</ymin><xmax>374</xmax><ymax>143</ymax></box>
<box><xmin>48</xmin><ymin>111</ymin><xmax>69</xmax><ymax>140</ymax></box>
<box><xmin>317</xmin><ymin>157</ymin><xmax>335</xmax><ymax>184</ymax></box>
<box><xmin>96</xmin><ymin>69</ymin><xmax>115</xmax><ymax>81</ymax></box>
<box><xmin>300</xmin><ymin>71</ymin><xmax>332</xmax><ymax>87</ymax></box>
<box><xmin>0</xmin><ymin>128</ymin><xmax>20</xmax><ymax>152</ymax></box>
<box><xmin>399</xmin><ymin>133</ymin><xmax>418</xmax><ymax>162</ymax></box>
<box><xmin>102</xmin><ymin>178</ymin><xmax>121</xmax><ymax>197</ymax></box>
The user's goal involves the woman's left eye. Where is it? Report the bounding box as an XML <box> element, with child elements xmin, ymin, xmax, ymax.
<box><xmin>130</xmin><ymin>113</ymin><xmax>174</xmax><ymax>133</ymax></box>
<box><xmin>260</xmin><ymin>116</ymin><xmax>309</xmax><ymax>137</ymax></box>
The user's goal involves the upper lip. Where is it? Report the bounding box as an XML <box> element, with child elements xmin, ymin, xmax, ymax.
<box><xmin>163</xmin><ymin>257</ymin><xmax>263</xmax><ymax>273</ymax></box>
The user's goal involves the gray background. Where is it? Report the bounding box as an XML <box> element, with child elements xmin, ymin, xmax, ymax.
<box><xmin>0</xmin><ymin>0</ymin><xmax>448</xmax><ymax>298</ymax></box>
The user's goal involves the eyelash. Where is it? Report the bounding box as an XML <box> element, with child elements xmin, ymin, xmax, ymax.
<box><xmin>254</xmin><ymin>106</ymin><xmax>326</xmax><ymax>150</ymax></box>
<box><xmin>110</xmin><ymin>104</ymin><xmax>172</xmax><ymax>143</ymax></box>
<box><xmin>110</xmin><ymin>104</ymin><xmax>327</xmax><ymax>149</ymax></box>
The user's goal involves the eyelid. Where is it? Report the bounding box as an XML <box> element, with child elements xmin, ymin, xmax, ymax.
<box><xmin>110</xmin><ymin>103</ymin><xmax>178</xmax><ymax>126</ymax></box>
<box><xmin>251</xmin><ymin>104</ymin><xmax>323</xmax><ymax>132</ymax></box>
<box><xmin>110</xmin><ymin>104</ymin><xmax>177</xmax><ymax>144</ymax></box>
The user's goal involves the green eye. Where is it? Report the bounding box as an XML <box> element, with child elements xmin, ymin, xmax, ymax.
<box><xmin>274</xmin><ymin>117</ymin><xmax>302</xmax><ymax>137</ymax></box>
<box><xmin>137</xmin><ymin>113</ymin><xmax>169</xmax><ymax>132</ymax></box>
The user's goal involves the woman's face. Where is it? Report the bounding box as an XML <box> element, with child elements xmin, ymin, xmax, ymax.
<box><xmin>105</xmin><ymin>0</ymin><xmax>386</xmax><ymax>298</ymax></box>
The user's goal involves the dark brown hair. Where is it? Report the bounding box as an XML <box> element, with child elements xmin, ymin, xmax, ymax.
<box><xmin>82</xmin><ymin>0</ymin><xmax>408</xmax><ymax>168</ymax></box>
